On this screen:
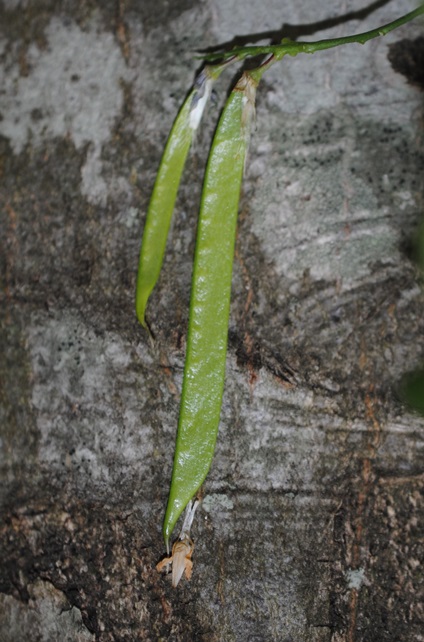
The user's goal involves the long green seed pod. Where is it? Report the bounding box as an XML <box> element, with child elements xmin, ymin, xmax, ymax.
<box><xmin>163</xmin><ymin>71</ymin><xmax>259</xmax><ymax>548</ymax></box>
<box><xmin>136</xmin><ymin>65</ymin><xmax>224</xmax><ymax>328</ymax></box>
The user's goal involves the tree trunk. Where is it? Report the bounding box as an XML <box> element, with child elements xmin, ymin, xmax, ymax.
<box><xmin>1</xmin><ymin>1</ymin><xmax>423</xmax><ymax>640</ymax></box>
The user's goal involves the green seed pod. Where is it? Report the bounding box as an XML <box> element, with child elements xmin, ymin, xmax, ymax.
<box><xmin>136</xmin><ymin>66</ymin><xmax>221</xmax><ymax>328</ymax></box>
<box><xmin>163</xmin><ymin>71</ymin><xmax>259</xmax><ymax>548</ymax></box>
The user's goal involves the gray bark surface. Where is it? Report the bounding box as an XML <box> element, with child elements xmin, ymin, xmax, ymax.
<box><xmin>0</xmin><ymin>1</ymin><xmax>423</xmax><ymax>640</ymax></box>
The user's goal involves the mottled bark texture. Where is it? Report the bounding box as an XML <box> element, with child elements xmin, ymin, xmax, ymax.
<box><xmin>1</xmin><ymin>1</ymin><xmax>423</xmax><ymax>641</ymax></box>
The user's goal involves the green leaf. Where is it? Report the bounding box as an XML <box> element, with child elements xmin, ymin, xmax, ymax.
<box><xmin>401</xmin><ymin>369</ymin><xmax>424</xmax><ymax>415</ymax></box>
<box><xmin>418</xmin><ymin>220</ymin><xmax>424</xmax><ymax>271</ymax></box>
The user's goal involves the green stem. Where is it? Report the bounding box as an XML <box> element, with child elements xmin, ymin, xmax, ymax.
<box><xmin>203</xmin><ymin>4</ymin><xmax>424</xmax><ymax>62</ymax></box>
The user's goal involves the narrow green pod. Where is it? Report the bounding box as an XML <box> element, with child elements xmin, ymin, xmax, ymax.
<box><xmin>163</xmin><ymin>72</ymin><xmax>258</xmax><ymax>547</ymax></box>
<box><xmin>136</xmin><ymin>67</ymin><xmax>219</xmax><ymax>328</ymax></box>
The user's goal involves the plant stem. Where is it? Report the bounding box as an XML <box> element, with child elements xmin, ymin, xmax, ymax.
<box><xmin>203</xmin><ymin>4</ymin><xmax>424</xmax><ymax>62</ymax></box>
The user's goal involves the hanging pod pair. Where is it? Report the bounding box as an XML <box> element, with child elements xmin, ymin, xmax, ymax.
<box><xmin>137</xmin><ymin>3</ymin><xmax>424</xmax><ymax>568</ymax></box>
<box><xmin>136</xmin><ymin>59</ymin><xmax>263</xmax><ymax>549</ymax></box>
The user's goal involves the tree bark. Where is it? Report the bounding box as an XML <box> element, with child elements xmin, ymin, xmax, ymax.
<box><xmin>1</xmin><ymin>1</ymin><xmax>423</xmax><ymax>640</ymax></box>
